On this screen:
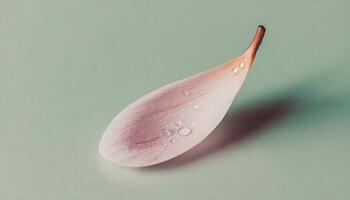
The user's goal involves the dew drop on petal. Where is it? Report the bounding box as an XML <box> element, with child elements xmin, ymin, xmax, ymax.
<box><xmin>175</xmin><ymin>121</ymin><xmax>183</xmax><ymax>127</ymax></box>
<box><xmin>161</xmin><ymin>128</ymin><xmax>172</xmax><ymax>136</ymax></box>
<box><xmin>170</xmin><ymin>139</ymin><xmax>176</xmax><ymax>144</ymax></box>
<box><xmin>178</xmin><ymin>127</ymin><xmax>192</xmax><ymax>136</ymax></box>
<box><xmin>194</xmin><ymin>102</ymin><xmax>204</xmax><ymax>110</ymax></box>
<box><xmin>183</xmin><ymin>90</ymin><xmax>189</xmax><ymax>96</ymax></box>
<box><xmin>233</xmin><ymin>67</ymin><xmax>239</xmax><ymax>74</ymax></box>
<box><xmin>239</xmin><ymin>62</ymin><xmax>245</xmax><ymax>69</ymax></box>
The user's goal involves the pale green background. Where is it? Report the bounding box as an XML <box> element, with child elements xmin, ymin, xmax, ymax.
<box><xmin>1</xmin><ymin>0</ymin><xmax>350</xmax><ymax>199</ymax></box>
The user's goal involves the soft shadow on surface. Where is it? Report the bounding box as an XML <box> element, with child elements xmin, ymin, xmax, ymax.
<box><xmin>145</xmin><ymin>96</ymin><xmax>299</xmax><ymax>170</ymax></box>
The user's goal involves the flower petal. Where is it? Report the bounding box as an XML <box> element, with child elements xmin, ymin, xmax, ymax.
<box><xmin>99</xmin><ymin>25</ymin><xmax>266</xmax><ymax>167</ymax></box>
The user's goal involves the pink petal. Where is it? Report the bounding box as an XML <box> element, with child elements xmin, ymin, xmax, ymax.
<box><xmin>99</xmin><ymin>25</ymin><xmax>266</xmax><ymax>167</ymax></box>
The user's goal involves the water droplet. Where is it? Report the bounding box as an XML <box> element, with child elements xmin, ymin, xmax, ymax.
<box><xmin>170</xmin><ymin>139</ymin><xmax>176</xmax><ymax>144</ymax></box>
<box><xmin>161</xmin><ymin>128</ymin><xmax>173</xmax><ymax>136</ymax></box>
<box><xmin>183</xmin><ymin>90</ymin><xmax>189</xmax><ymax>95</ymax></box>
<box><xmin>175</xmin><ymin>121</ymin><xmax>183</xmax><ymax>126</ymax></box>
<box><xmin>178</xmin><ymin>127</ymin><xmax>192</xmax><ymax>136</ymax></box>
<box><xmin>239</xmin><ymin>62</ymin><xmax>245</xmax><ymax>69</ymax></box>
<box><xmin>233</xmin><ymin>67</ymin><xmax>239</xmax><ymax>74</ymax></box>
<box><xmin>161</xmin><ymin>142</ymin><xmax>167</xmax><ymax>146</ymax></box>
<box><xmin>194</xmin><ymin>102</ymin><xmax>204</xmax><ymax>110</ymax></box>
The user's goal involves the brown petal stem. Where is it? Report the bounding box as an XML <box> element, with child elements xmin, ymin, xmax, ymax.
<box><xmin>245</xmin><ymin>25</ymin><xmax>266</xmax><ymax>66</ymax></box>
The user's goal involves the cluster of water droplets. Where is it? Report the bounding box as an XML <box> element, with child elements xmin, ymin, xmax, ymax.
<box><xmin>182</xmin><ymin>89</ymin><xmax>207</xmax><ymax>111</ymax></box>
<box><xmin>232</xmin><ymin>62</ymin><xmax>245</xmax><ymax>75</ymax></box>
<box><xmin>159</xmin><ymin>120</ymin><xmax>192</xmax><ymax>146</ymax></box>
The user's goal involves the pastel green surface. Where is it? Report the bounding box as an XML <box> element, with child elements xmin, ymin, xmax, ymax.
<box><xmin>1</xmin><ymin>0</ymin><xmax>350</xmax><ymax>199</ymax></box>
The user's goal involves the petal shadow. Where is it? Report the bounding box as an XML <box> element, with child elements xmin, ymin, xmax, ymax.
<box><xmin>145</xmin><ymin>96</ymin><xmax>299</xmax><ymax>170</ymax></box>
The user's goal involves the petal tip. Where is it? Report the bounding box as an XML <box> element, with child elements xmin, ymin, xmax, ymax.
<box><xmin>246</xmin><ymin>25</ymin><xmax>266</xmax><ymax>66</ymax></box>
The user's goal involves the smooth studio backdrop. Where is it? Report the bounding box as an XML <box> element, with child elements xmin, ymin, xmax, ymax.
<box><xmin>1</xmin><ymin>0</ymin><xmax>350</xmax><ymax>199</ymax></box>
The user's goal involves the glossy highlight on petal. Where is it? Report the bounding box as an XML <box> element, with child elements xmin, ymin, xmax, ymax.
<box><xmin>99</xmin><ymin>25</ymin><xmax>266</xmax><ymax>167</ymax></box>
